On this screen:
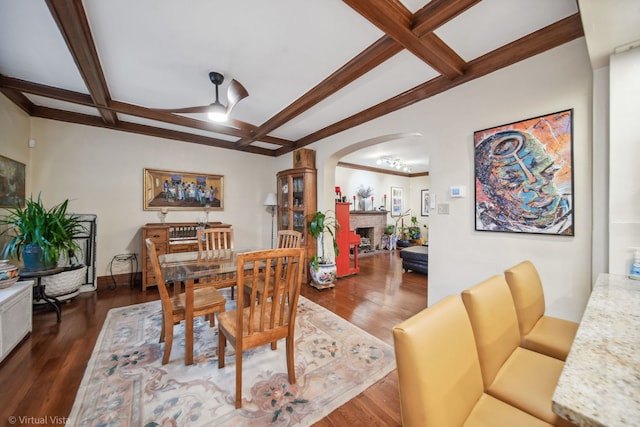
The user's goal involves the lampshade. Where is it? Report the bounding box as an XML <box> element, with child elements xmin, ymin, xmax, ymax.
<box><xmin>263</xmin><ymin>192</ymin><xmax>277</xmax><ymax>206</ymax></box>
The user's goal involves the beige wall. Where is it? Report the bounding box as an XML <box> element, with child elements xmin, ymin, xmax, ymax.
<box><xmin>310</xmin><ymin>39</ymin><xmax>593</xmax><ymax>322</ymax></box>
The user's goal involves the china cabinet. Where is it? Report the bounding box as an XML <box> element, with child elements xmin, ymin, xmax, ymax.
<box><xmin>277</xmin><ymin>166</ymin><xmax>317</xmax><ymax>283</ymax></box>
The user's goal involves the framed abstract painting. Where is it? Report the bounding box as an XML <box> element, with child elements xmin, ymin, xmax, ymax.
<box><xmin>474</xmin><ymin>109</ymin><xmax>574</xmax><ymax>236</ymax></box>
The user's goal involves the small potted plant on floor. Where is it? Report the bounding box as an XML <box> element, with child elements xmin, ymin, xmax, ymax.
<box><xmin>307</xmin><ymin>210</ymin><xmax>340</xmax><ymax>289</ymax></box>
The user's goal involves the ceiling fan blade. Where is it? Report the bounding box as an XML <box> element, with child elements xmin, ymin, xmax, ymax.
<box><xmin>154</xmin><ymin>105</ymin><xmax>211</xmax><ymax>114</ymax></box>
<box><xmin>226</xmin><ymin>79</ymin><xmax>249</xmax><ymax>114</ymax></box>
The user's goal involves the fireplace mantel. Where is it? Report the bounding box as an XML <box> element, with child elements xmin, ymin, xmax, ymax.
<box><xmin>349</xmin><ymin>210</ymin><xmax>389</xmax><ymax>250</ymax></box>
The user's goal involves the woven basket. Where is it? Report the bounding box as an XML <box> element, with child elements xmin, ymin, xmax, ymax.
<box><xmin>42</xmin><ymin>265</ymin><xmax>87</xmax><ymax>299</ymax></box>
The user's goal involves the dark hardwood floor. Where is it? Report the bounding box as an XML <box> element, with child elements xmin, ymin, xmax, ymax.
<box><xmin>0</xmin><ymin>250</ymin><xmax>427</xmax><ymax>426</ymax></box>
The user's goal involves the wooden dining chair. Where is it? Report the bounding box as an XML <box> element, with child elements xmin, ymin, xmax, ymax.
<box><xmin>197</xmin><ymin>227</ymin><xmax>236</xmax><ymax>298</ymax></box>
<box><xmin>145</xmin><ymin>238</ymin><xmax>227</xmax><ymax>365</ymax></box>
<box><xmin>242</xmin><ymin>229</ymin><xmax>303</xmax><ymax>304</ymax></box>
<box><xmin>277</xmin><ymin>229</ymin><xmax>302</xmax><ymax>248</ymax></box>
<box><xmin>217</xmin><ymin>247</ymin><xmax>305</xmax><ymax>408</ymax></box>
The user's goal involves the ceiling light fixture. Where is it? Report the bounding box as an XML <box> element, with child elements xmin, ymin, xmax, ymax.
<box><xmin>207</xmin><ymin>101</ymin><xmax>228</xmax><ymax>122</ymax></box>
<box><xmin>377</xmin><ymin>156</ymin><xmax>412</xmax><ymax>173</ymax></box>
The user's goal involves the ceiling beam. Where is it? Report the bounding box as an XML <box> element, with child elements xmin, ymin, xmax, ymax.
<box><xmin>235</xmin><ymin>35</ymin><xmax>403</xmax><ymax>148</ymax></box>
<box><xmin>237</xmin><ymin>0</ymin><xmax>476</xmax><ymax>148</ymax></box>
<box><xmin>0</xmin><ymin>87</ymin><xmax>34</xmax><ymax>115</ymax></box>
<box><xmin>296</xmin><ymin>13</ymin><xmax>584</xmax><ymax>147</ymax></box>
<box><xmin>411</xmin><ymin>0</ymin><xmax>481</xmax><ymax>36</ymax></box>
<box><xmin>0</xmin><ymin>75</ymin><xmax>295</xmax><ymax>147</ymax></box>
<box><xmin>338</xmin><ymin>161</ymin><xmax>429</xmax><ymax>177</ymax></box>
<box><xmin>343</xmin><ymin>0</ymin><xmax>466</xmax><ymax>79</ymax></box>
<box><xmin>31</xmin><ymin>106</ymin><xmax>276</xmax><ymax>155</ymax></box>
<box><xmin>45</xmin><ymin>0</ymin><xmax>118</xmax><ymax>125</ymax></box>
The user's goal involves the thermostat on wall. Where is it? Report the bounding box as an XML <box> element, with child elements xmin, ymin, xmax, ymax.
<box><xmin>450</xmin><ymin>185</ymin><xmax>465</xmax><ymax>198</ymax></box>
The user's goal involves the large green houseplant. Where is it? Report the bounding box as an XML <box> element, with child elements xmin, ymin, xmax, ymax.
<box><xmin>307</xmin><ymin>210</ymin><xmax>340</xmax><ymax>288</ymax></box>
<box><xmin>1</xmin><ymin>194</ymin><xmax>84</xmax><ymax>270</ymax></box>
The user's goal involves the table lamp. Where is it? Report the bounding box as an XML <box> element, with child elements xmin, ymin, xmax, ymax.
<box><xmin>264</xmin><ymin>192</ymin><xmax>278</xmax><ymax>248</ymax></box>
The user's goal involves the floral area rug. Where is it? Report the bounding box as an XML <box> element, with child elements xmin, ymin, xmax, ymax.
<box><xmin>68</xmin><ymin>296</ymin><xmax>396</xmax><ymax>426</ymax></box>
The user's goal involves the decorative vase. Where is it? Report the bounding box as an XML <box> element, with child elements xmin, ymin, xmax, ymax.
<box><xmin>358</xmin><ymin>198</ymin><xmax>365</xmax><ymax>211</ymax></box>
<box><xmin>310</xmin><ymin>262</ymin><xmax>337</xmax><ymax>289</ymax></box>
<box><xmin>0</xmin><ymin>260</ymin><xmax>19</xmax><ymax>289</ymax></box>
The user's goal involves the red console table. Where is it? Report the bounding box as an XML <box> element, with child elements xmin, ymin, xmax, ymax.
<box><xmin>335</xmin><ymin>202</ymin><xmax>360</xmax><ymax>277</ymax></box>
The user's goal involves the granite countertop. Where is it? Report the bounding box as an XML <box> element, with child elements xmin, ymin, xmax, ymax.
<box><xmin>552</xmin><ymin>273</ymin><xmax>640</xmax><ymax>427</ymax></box>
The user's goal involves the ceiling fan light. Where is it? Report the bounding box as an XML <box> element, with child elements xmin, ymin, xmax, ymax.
<box><xmin>207</xmin><ymin>102</ymin><xmax>228</xmax><ymax>122</ymax></box>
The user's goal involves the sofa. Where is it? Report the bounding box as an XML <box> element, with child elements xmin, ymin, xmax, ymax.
<box><xmin>399</xmin><ymin>245</ymin><xmax>428</xmax><ymax>274</ymax></box>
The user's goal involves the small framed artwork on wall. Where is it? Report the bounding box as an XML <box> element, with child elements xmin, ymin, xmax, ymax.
<box><xmin>0</xmin><ymin>155</ymin><xmax>26</xmax><ymax>207</ymax></box>
<box><xmin>391</xmin><ymin>187</ymin><xmax>403</xmax><ymax>217</ymax></box>
<box><xmin>421</xmin><ymin>189</ymin><xmax>429</xmax><ymax>216</ymax></box>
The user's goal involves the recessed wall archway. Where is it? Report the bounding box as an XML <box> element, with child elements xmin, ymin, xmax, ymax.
<box><xmin>316</xmin><ymin>132</ymin><xmax>423</xmax><ymax>211</ymax></box>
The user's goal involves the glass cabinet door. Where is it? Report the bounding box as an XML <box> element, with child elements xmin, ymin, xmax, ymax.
<box><xmin>276</xmin><ymin>166</ymin><xmax>317</xmax><ymax>283</ymax></box>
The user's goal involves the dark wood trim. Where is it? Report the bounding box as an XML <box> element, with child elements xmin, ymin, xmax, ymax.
<box><xmin>46</xmin><ymin>0</ymin><xmax>118</xmax><ymax>126</ymax></box>
<box><xmin>295</xmin><ymin>13</ymin><xmax>584</xmax><ymax>148</ymax></box>
<box><xmin>343</xmin><ymin>0</ymin><xmax>465</xmax><ymax>79</ymax></box>
<box><xmin>411</xmin><ymin>0</ymin><xmax>482</xmax><ymax>36</ymax></box>
<box><xmin>0</xmin><ymin>87</ymin><xmax>34</xmax><ymax>114</ymax></box>
<box><xmin>0</xmin><ymin>75</ymin><xmax>294</xmax><ymax>147</ymax></box>
<box><xmin>1</xmin><ymin>1</ymin><xmax>585</xmax><ymax>169</ymax></box>
<box><xmin>31</xmin><ymin>106</ymin><xmax>276</xmax><ymax>156</ymax></box>
<box><xmin>338</xmin><ymin>161</ymin><xmax>429</xmax><ymax>178</ymax></box>
<box><xmin>237</xmin><ymin>0</ymin><xmax>486</xmax><ymax>148</ymax></box>
<box><xmin>235</xmin><ymin>35</ymin><xmax>404</xmax><ymax>148</ymax></box>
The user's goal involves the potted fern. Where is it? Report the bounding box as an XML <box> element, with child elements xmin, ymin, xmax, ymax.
<box><xmin>307</xmin><ymin>210</ymin><xmax>340</xmax><ymax>289</ymax></box>
<box><xmin>1</xmin><ymin>194</ymin><xmax>84</xmax><ymax>271</ymax></box>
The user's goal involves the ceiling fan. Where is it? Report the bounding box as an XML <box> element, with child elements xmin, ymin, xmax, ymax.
<box><xmin>160</xmin><ymin>71</ymin><xmax>249</xmax><ymax>122</ymax></box>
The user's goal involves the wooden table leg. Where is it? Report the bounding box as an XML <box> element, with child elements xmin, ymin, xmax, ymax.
<box><xmin>185</xmin><ymin>279</ymin><xmax>194</xmax><ymax>365</ymax></box>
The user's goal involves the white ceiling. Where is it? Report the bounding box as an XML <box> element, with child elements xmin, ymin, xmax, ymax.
<box><xmin>1</xmin><ymin>1</ymin><xmax>635</xmax><ymax>174</ymax></box>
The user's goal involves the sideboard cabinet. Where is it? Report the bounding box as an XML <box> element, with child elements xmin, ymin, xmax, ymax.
<box><xmin>141</xmin><ymin>222</ymin><xmax>231</xmax><ymax>291</ymax></box>
<box><xmin>0</xmin><ymin>281</ymin><xmax>33</xmax><ymax>362</ymax></box>
<box><xmin>277</xmin><ymin>167</ymin><xmax>317</xmax><ymax>283</ymax></box>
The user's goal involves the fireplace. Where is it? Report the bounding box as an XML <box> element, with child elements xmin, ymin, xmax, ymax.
<box><xmin>355</xmin><ymin>227</ymin><xmax>374</xmax><ymax>252</ymax></box>
<box><xmin>349</xmin><ymin>211</ymin><xmax>388</xmax><ymax>250</ymax></box>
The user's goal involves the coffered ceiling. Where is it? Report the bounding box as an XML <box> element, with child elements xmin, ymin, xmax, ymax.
<box><xmin>0</xmin><ymin>0</ymin><xmax>586</xmax><ymax>174</ymax></box>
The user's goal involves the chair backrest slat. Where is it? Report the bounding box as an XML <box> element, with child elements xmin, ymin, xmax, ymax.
<box><xmin>198</xmin><ymin>227</ymin><xmax>234</xmax><ymax>259</ymax></box>
<box><xmin>277</xmin><ymin>230</ymin><xmax>302</xmax><ymax>249</ymax></box>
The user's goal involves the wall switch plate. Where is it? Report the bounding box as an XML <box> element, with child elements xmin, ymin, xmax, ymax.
<box><xmin>437</xmin><ymin>203</ymin><xmax>450</xmax><ymax>214</ymax></box>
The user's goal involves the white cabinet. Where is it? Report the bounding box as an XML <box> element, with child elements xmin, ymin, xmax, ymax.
<box><xmin>0</xmin><ymin>281</ymin><xmax>33</xmax><ymax>362</ymax></box>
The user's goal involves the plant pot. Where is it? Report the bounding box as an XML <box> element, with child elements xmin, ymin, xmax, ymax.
<box><xmin>397</xmin><ymin>239</ymin><xmax>410</xmax><ymax>248</ymax></box>
<box><xmin>41</xmin><ymin>265</ymin><xmax>87</xmax><ymax>301</ymax></box>
<box><xmin>310</xmin><ymin>262</ymin><xmax>337</xmax><ymax>289</ymax></box>
<box><xmin>22</xmin><ymin>244</ymin><xmax>55</xmax><ymax>271</ymax></box>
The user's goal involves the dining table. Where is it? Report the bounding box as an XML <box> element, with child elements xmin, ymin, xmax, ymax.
<box><xmin>551</xmin><ymin>273</ymin><xmax>640</xmax><ymax>427</ymax></box>
<box><xmin>158</xmin><ymin>248</ymin><xmax>257</xmax><ymax>365</ymax></box>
